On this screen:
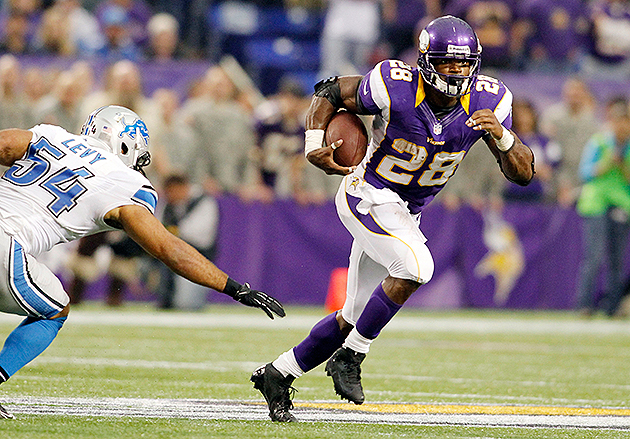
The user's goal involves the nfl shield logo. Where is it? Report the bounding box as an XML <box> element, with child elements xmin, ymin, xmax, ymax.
<box><xmin>433</xmin><ymin>123</ymin><xmax>442</xmax><ymax>135</ymax></box>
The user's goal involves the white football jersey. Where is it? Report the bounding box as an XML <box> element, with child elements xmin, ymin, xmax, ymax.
<box><xmin>0</xmin><ymin>124</ymin><xmax>157</xmax><ymax>256</ymax></box>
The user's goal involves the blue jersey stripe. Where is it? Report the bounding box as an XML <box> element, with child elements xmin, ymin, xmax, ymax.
<box><xmin>10</xmin><ymin>240</ymin><xmax>60</xmax><ymax>318</ymax></box>
<box><xmin>132</xmin><ymin>188</ymin><xmax>157</xmax><ymax>212</ymax></box>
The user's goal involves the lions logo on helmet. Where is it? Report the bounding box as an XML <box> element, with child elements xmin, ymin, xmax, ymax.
<box><xmin>81</xmin><ymin>105</ymin><xmax>151</xmax><ymax>172</ymax></box>
<box><xmin>417</xmin><ymin>15</ymin><xmax>482</xmax><ymax>97</ymax></box>
<box><xmin>118</xmin><ymin>117</ymin><xmax>149</xmax><ymax>146</ymax></box>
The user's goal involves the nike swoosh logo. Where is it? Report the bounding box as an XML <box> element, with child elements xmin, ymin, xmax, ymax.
<box><xmin>363</xmin><ymin>79</ymin><xmax>369</xmax><ymax>95</ymax></box>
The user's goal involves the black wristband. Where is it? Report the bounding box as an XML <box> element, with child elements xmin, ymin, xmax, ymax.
<box><xmin>223</xmin><ymin>277</ymin><xmax>242</xmax><ymax>298</ymax></box>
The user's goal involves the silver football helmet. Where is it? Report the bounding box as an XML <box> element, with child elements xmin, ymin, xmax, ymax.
<box><xmin>80</xmin><ymin>105</ymin><xmax>151</xmax><ymax>171</ymax></box>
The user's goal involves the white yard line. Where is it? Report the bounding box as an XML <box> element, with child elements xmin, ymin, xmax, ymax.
<box><xmin>1</xmin><ymin>309</ymin><xmax>629</xmax><ymax>335</ymax></box>
<box><xmin>1</xmin><ymin>396</ymin><xmax>629</xmax><ymax>429</ymax></box>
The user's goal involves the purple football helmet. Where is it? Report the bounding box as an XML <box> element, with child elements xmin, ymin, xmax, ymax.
<box><xmin>417</xmin><ymin>15</ymin><xmax>482</xmax><ymax>97</ymax></box>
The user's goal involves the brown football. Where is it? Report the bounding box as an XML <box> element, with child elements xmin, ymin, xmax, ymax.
<box><xmin>325</xmin><ymin>111</ymin><xmax>368</xmax><ymax>167</ymax></box>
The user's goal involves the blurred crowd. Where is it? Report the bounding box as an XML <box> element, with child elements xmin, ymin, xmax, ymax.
<box><xmin>0</xmin><ymin>0</ymin><xmax>626</xmax><ymax>202</ymax></box>
<box><xmin>0</xmin><ymin>54</ymin><xmax>338</xmax><ymax>200</ymax></box>
<box><xmin>0</xmin><ymin>53</ymin><xmax>339</xmax><ymax>309</ymax></box>
<box><xmin>0</xmin><ymin>0</ymin><xmax>629</xmax><ymax>312</ymax></box>
<box><xmin>1</xmin><ymin>1</ymin><xmax>630</xmax><ymax>77</ymax></box>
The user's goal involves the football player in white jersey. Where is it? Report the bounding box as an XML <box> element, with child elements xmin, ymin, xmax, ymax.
<box><xmin>0</xmin><ymin>105</ymin><xmax>285</xmax><ymax>419</ymax></box>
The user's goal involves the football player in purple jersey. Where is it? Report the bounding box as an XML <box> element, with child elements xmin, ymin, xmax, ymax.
<box><xmin>251</xmin><ymin>15</ymin><xmax>534</xmax><ymax>422</ymax></box>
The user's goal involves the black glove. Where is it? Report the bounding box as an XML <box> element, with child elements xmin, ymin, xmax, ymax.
<box><xmin>224</xmin><ymin>278</ymin><xmax>286</xmax><ymax>319</ymax></box>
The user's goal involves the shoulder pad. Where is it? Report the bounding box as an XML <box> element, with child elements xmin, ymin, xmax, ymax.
<box><xmin>466</xmin><ymin>75</ymin><xmax>513</xmax><ymax>125</ymax></box>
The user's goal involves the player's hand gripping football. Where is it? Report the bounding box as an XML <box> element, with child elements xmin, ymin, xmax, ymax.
<box><xmin>306</xmin><ymin>140</ymin><xmax>356</xmax><ymax>176</ymax></box>
<box><xmin>233</xmin><ymin>283</ymin><xmax>286</xmax><ymax>319</ymax></box>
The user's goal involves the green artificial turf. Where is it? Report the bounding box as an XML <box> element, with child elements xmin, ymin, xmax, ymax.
<box><xmin>0</xmin><ymin>304</ymin><xmax>628</xmax><ymax>438</ymax></box>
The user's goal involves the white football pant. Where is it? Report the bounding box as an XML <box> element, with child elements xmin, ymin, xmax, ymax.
<box><xmin>335</xmin><ymin>175</ymin><xmax>434</xmax><ymax>325</ymax></box>
<box><xmin>0</xmin><ymin>230</ymin><xmax>69</xmax><ymax>318</ymax></box>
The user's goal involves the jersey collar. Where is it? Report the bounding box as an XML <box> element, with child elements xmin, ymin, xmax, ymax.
<box><xmin>416</xmin><ymin>79</ymin><xmax>472</xmax><ymax>114</ymax></box>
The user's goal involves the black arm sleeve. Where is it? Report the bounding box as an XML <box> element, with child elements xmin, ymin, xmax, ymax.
<box><xmin>313</xmin><ymin>76</ymin><xmax>343</xmax><ymax>108</ymax></box>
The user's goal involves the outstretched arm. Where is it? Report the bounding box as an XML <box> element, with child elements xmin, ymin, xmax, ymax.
<box><xmin>105</xmin><ymin>204</ymin><xmax>285</xmax><ymax>319</ymax></box>
<box><xmin>304</xmin><ymin>76</ymin><xmax>364</xmax><ymax>175</ymax></box>
<box><xmin>466</xmin><ymin>109</ymin><xmax>535</xmax><ymax>185</ymax></box>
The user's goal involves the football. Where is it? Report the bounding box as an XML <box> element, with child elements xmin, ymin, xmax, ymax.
<box><xmin>325</xmin><ymin>111</ymin><xmax>368</xmax><ymax>167</ymax></box>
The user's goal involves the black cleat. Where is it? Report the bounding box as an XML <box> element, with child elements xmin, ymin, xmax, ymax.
<box><xmin>325</xmin><ymin>347</ymin><xmax>366</xmax><ymax>404</ymax></box>
<box><xmin>0</xmin><ymin>403</ymin><xmax>14</xmax><ymax>419</ymax></box>
<box><xmin>251</xmin><ymin>363</ymin><xmax>297</xmax><ymax>422</ymax></box>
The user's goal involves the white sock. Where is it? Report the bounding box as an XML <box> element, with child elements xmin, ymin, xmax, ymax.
<box><xmin>342</xmin><ymin>327</ymin><xmax>374</xmax><ymax>354</ymax></box>
<box><xmin>272</xmin><ymin>349</ymin><xmax>304</xmax><ymax>378</ymax></box>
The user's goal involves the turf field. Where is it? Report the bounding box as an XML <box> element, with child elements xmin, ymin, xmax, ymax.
<box><xmin>1</xmin><ymin>304</ymin><xmax>630</xmax><ymax>438</ymax></box>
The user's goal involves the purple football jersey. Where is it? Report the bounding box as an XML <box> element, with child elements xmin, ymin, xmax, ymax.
<box><xmin>357</xmin><ymin>59</ymin><xmax>513</xmax><ymax>213</ymax></box>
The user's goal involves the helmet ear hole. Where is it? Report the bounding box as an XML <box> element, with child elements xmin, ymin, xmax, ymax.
<box><xmin>121</xmin><ymin>142</ymin><xmax>129</xmax><ymax>155</ymax></box>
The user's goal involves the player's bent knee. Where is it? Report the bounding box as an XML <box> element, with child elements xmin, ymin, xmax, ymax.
<box><xmin>416</xmin><ymin>244</ymin><xmax>434</xmax><ymax>284</ymax></box>
<box><xmin>51</xmin><ymin>304</ymin><xmax>70</xmax><ymax>319</ymax></box>
<box><xmin>391</xmin><ymin>243</ymin><xmax>434</xmax><ymax>285</ymax></box>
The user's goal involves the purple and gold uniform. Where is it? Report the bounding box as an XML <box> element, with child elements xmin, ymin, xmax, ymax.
<box><xmin>335</xmin><ymin>59</ymin><xmax>513</xmax><ymax>324</ymax></box>
<box><xmin>357</xmin><ymin>59</ymin><xmax>512</xmax><ymax>213</ymax></box>
<box><xmin>252</xmin><ymin>17</ymin><xmax>529</xmax><ymax>422</ymax></box>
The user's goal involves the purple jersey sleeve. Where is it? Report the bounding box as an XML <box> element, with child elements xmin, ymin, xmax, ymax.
<box><xmin>357</xmin><ymin>62</ymin><xmax>390</xmax><ymax>115</ymax></box>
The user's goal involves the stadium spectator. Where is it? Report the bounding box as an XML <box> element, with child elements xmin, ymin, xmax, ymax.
<box><xmin>243</xmin><ymin>77</ymin><xmax>310</xmax><ymax>203</ymax></box>
<box><xmin>381</xmin><ymin>0</ymin><xmax>440</xmax><ymax>58</ymax></box>
<box><xmin>34</xmin><ymin>71</ymin><xmax>84</xmax><ymax>132</ymax></box>
<box><xmin>0</xmin><ymin>10</ymin><xmax>35</xmax><ymax>55</ymax></box>
<box><xmin>512</xmin><ymin>0</ymin><xmax>589</xmax><ymax>72</ymax></box>
<box><xmin>94</xmin><ymin>4</ymin><xmax>143</xmax><ymax>62</ymax></box>
<box><xmin>149</xmin><ymin>0</ymin><xmax>211</xmax><ymax>58</ymax></box>
<box><xmin>148</xmin><ymin>87</ymin><xmax>197</xmax><ymax>183</ymax></box>
<box><xmin>66</xmin><ymin>232</ymin><xmax>146</xmax><ymax>307</ymax></box>
<box><xmin>444</xmin><ymin>0</ymin><xmax>518</xmax><ymax>70</ymax></box>
<box><xmin>35</xmin><ymin>5</ymin><xmax>73</xmax><ymax>56</ymax></box>
<box><xmin>580</xmin><ymin>0</ymin><xmax>630</xmax><ymax>79</ymax></box>
<box><xmin>34</xmin><ymin>0</ymin><xmax>104</xmax><ymax>57</ymax></box>
<box><xmin>145</xmin><ymin>12</ymin><xmax>192</xmax><ymax>61</ymax></box>
<box><xmin>0</xmin><ymin>55</ymin><xmax>31</xmax><ymax>130</ymax></box>
<box><xmin>575</xmin><ymin>96</ymin><xmax>630</xmax><ymax>318</ymax></box>
<box><xmin>503</xmin><ymin>99</ymin><xmax>561</xmax><ymax>203</ymax></box>
<box><xmin>80</xmin><ymin>60</ymin><xmax>159</xmax><ymax>133</ymax></box>
<box><xmin>23</xmin><ymin>67</ymin><xmax>49</xmax><ymax>111</ymax></box>
<box><xmin>154</xmin><ymin>173</ymin><xmax>220</xmax><ymax>310</ymax></box>
<box><xmin>95</xmin><ymin>0</ymin><xmax>152</xmax><ymax>47</ymax></box>
<box><xmin>319</xmin><ymin>0</ymin><xmax>382</xmax><ymax>77</ymax></box>
<box><xmin>0</xmin><ymin>105</ymin><xmax>285</xmax><ymax>418</ymax></box>
<box><xmin>69</xmin><ymin>60</ymin><xmax>96</xmax><ymax>100</ymax></box>
<box><xmin>0</xmin><ymin>0</ymin><xmax>43</xmax><ymax>53</ymax></box>
<box><xmin>540</xmin><ymin>77</ymin><xmax>598</xmax><ymax>207</ymax></box>
<box><xmin>183</xmin><ymin>65</ymin><xmax>255</xmax><ymax>196</ymax></box>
